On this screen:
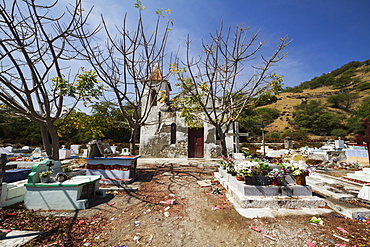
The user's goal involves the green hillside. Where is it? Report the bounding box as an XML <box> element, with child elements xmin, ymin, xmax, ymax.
<box><xmin>241</xmin><ymin>60</ymin><xmax>370</xmax><ymax>145</ymax></box>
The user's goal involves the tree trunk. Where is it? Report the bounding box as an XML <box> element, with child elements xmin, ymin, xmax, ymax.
<box><xmin>40</xmin><ymin>124</ymin><xmax>52</xmax><ymax>158</ymax></box>
<box><xmin>216</xmin><ymin>126</ymin><xmax>228</xmax><ymax>156</ymax></box>
<box><xmin>129</xmin><ymin>127</ymin><xmax>138</xmax><ymax>156</ymax></box>
<box><xmin>48</xmin><ymin>126</ymin><xmax>60</xmax><ymax>160</ymax></box>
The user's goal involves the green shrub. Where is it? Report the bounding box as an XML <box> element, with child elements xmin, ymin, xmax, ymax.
<box><xmin>357</xmin><ymin>82</ymin><xmax>370</xmax><ymax>91</ymax></box>
<box><xmin>330</xmin><ymin>129</ymin><xmax>347</xmax><ymax>137</ymax></box>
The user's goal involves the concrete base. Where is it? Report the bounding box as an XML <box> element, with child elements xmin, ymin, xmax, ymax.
<box><xmin>214</xmin><ymin>171</ymin><xmax>326</xmax><ymax>209</ymax></box>
<box><xmin>0</xmin><ymin>230</ymin><xmax>40</xmax><ymax>247</ymax></box>
<box><xmin>0</xmin><ymin>180</ymin><xmax>27</xmax><ymax>207</ymax></box>
<box><xmin>217</xmin><ymin>168</ymin><xmax>312</xmax><ymax>196</ymax></box>
<box><xmin>306</xmin><ymin>173</ymin><xmax>370</xmax><ymax>219</ymax></box>
<box><xmin>346</xmin><ymin>168</ymin><xmax>370</xmax><ymax>183</ymax></box>
<box><xmin>358</xmin><ymin>184</ymin><xmax>370</xmax><ymax>201</ymax></box>
<box><xmin>24</xmin><ymin>175</ymin><xmax>103</xmax><ymax>210</ymax></box>
<box><xmin>100</xmin><ymin>178</ymin><xmax>132</xmax><ymax>185</ymax></box>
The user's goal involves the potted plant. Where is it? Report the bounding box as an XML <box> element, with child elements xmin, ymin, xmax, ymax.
<box><xmin>235</xmin><ymin>169</ymin><xmax>244</xmax><ymax>181</ymax></box>
<box><xmin>292</xmin><ymin>167</ymin><xmax>310</xmax><ymax>185</ymax></box>
<box><xmin>235</xmin><ymin>161</ymin><xmax>255</xmax><ymax>183</ymax></box>
<box><xmin>243</xmin><ymin>168</ymin><xmax>255</xmax><ymax>185</ymax></box>
<box><xmin>218</xmin><ymin>160</ymin><xmax>227</xmax><ymax>169</ymax></box>
<box><xmin>266</xmin><ymin>168</ymin><xmax>285</xmax><ymax>186</ymax></box>
<box><xmin>251</xmin><ymin>161</ymin><xmax>270</xmax><ymax>185</ymax></box>
<box><xmin>258</xmin><ymin>162</ymin><xmax>270</xmax><ymax>175</ymax></box>
<box><xmin>39</xmin><ymin>170</ymin><xmax>51</xmax><ymax>183</ymax></box>
<box><xmin>221</xmin><ymin>155</ymin><xmax>236</xmax><ymax>175</ymax></box>
<box><xmin>226</xmin><ymin>165</ymin><xmax>236</xmax><ymax>176</ymax></box>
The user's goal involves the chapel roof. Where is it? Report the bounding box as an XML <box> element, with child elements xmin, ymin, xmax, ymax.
<box><xmin>149</xmin><ymin>64</ymin><xmax>163</xmax><ymax>81</ymax></box>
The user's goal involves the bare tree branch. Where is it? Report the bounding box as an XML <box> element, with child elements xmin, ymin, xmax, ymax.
<box><xmin>0</xmin><ymin>0</ymin><xmax>100</xmax><ymax>159</ymax></box>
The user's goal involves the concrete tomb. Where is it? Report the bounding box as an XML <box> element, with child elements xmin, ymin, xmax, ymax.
<box><xmin>86</xmin><ymin>156</ymin><xmax>140</xmax><ymax>181</ymax></box>
<box><xmin>215</xmin><ymin>168</ymin><xmax>326</xmax><ymax>209</ymax></box>
<box><xmin>24</xmin><ymin>159</ymin><xmax>103</xmax><ymax>210</ymax></box>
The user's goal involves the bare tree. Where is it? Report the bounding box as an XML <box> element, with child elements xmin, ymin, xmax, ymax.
<box><xmin>77</xmin><ymin>9</ymin><xmax>172</xmax><ymax>155</ymax></box>
<box><xmin>0</xmin><ymin>0</ymin><xmax>101</xmax><ymax>160</ymax></box>
<box><xmin>173</xmin><ymin>23</ymin><xmax>291</xmax><ymax>155</ymax></box>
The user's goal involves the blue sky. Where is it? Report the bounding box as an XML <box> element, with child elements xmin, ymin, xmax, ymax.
<box><xmin>84</xmin><ymin>0</ymin><xmax>370</xmax><ymax>88</ymax></box>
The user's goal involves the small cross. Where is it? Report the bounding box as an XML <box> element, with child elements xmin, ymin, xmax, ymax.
<box><xmin>46</xmin><ymin>160</ymin><xmax>54</xmax><ymax>171</ymax></box>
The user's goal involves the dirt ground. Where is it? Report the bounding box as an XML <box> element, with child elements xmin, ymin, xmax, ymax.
<box><xmin>2</xmin><ymin>164</ymin><xmax>370</xmax><ymax>246</ymax></box>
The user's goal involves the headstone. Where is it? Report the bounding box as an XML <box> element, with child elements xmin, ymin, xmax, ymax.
<box><xmin>82</xmin><ymin>149</ymin><xmax>88</xmax><ymax>158</ymax></box>
<box><xmin>59</xmin><ymin>145</ymin><xmax>71</xmax><ymax>160</ymax></box>
<box><xmin>358</xmin><ymin>184</ymin><xmax>370</xmax><ymax>201</ymax></box>
<box><xmin>70</xmin><ymin>145</ymin><xmax>81</xmax><ymax>156</ymax></box>
<box><xmin>111</xmin><ymin>144</ymin><xmax>117</xmax><ymax>154</ymax></box>
<box><xmin>284</xmin><ymin>136</ymin><xmax>293</xmax><ymax>149</ymax></box>
<box><xmin>87</xmin><ymin>140</ymin><xmax>101</xmax><ymax>157</ymax></box>
<box><xmin>121</xmin><ymin>148</ymin><xmax>130</xmax><ymax>156</ymax></box>
<box><xmin>335</xmin><ymin>139</ymin><xmax>345</xmax><ymax>150</ymax></box>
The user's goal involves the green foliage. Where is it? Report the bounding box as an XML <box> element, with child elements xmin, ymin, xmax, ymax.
<box><xmin>284</xmin><ymin>60</ymin><xmax>366</xmax><ymax>92</ymax></box>
<box><xmin>238</xmin><ymin>107</ymin><xmax>280</xmax><ymax>136</ymax></box>
<box><xmin>292</xmin><ymin>100</ymin><xmax>343</xmax><ymax>135</ymax></box>
<box><xmin>265</xmin><ymin>132</ymin><xmax>282</xmax><ymax>142</ymax></box>
<box><xmin>266</xmin><ymin>132</ymin><xmax>282</xmax><ymax>139</ymax></box>
<box><xmin>330</xmin><ymin>128</ymin><xmax>347</xmax><ymax>137</ymax></box>
<box><xmin>255</xmin><ymin>74</ymin><xmax>283</xmax><ymax>106</ymax></box>
<box><xmin>357</xmin><ymin>82</ymin><xmax>370</xmax><ymax>91</ymax></box>
<box><xmin>134</xmin><ymin>0</ymin><xmax>145</xmax><ymax>10</ymax></box>
<box><xmin>54</xmin><ymin>69</ymin><xmax>104</xmax><ymax>107</ymax></box>
<box><xmin>39</xmin><ymin>170</ymin><xmax>51</xmax><ymax>177</ymax></box>
<box><xmin>56</xmin><ymin>109</ymin><xmax>113</xmax><ymax>143</ymax></box>
<box><xmin>56</xmin><ymin>101</ymin><xmax>134</xmax><ymax>144</ymax></box>
<box><xmin>326</xmin><ymin>92</ymin><xmax>359</xmax><ymax>111</ymax></box>
<box><xmin>255</xmin><ymin>94</ymin><xmax>278</xmax><ymax>106</ymax></box>
<box><xmin>0</xmin><ymin>109</ymin><xmax>42</xmax><ymax>145</ymax></box>
<box><xmin>362</xmin><ymin>66</ymin><xmax>370</xmax><ymax>74</ymax></box>
<box><xmin>172</xmin><ymin>74</ymin><xmax>213</xmax><ymax>128</ymax></box>
<box><xmin>346</xmin><ymin>97</ymin><xmax>370</xmax><ymax>135</ymax></box>
<box><xmin>255</xmin><ymin>108</ymin><xmax>280</xmax><ymax>122</ymax></box>
<box><xmin>283</xmin><ymin>128</ymin><xmax>308</xmax><ymax>141</ymax></box>
<box><xmin>293</xmin><ymin>99</ymin><xmax>326</xmax><ymax>116</ymax></box>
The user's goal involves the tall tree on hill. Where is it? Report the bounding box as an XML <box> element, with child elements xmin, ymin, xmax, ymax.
<box><xmin>76</xmin><ymin>4</ymin><xmax>172</xmax><ymax>155</ymax></box>
<box><xmin>0</xmin><ymin>0</ymin><xmax>102</xmax><ymax>160</ymax></box>
<box><xmin>171</xmin><ymin>23</ymin><xmax>290</xmax><ymax>155</ymax></box>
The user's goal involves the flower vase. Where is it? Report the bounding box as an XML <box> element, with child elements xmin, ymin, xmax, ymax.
<box><xmin>271</xmin><ymin>178</ymin><xmax>279</xmax><ymax>186</ymax></box>
<box><xmin>295</xmin><ymin>175</ymin><xmax>306</xmax><ymax>185</ymax></box>
<box><xmin>235</xmin><ymin>175</ymin><xmax>244</xmax><ymax>181</ymax></box>
<box><xmin>245</xmin><ymin>176</ymin><xmax>253</xmax><ymax>185</ymax></box>
<box><xmin>40</xmin><ymin>176</ymin><xmax>50</xmax><ymax>183</ymax></box>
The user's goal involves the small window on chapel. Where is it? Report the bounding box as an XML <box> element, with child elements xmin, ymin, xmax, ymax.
<box><xmin>171</xmin><ymin>123</ymin><xmax>176</xmax><ymax>144</ymax></box>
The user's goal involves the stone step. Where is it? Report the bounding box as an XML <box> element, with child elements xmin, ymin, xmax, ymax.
<box><xmin>237</xmin><ymin>196</ymin><xmax>326</xmax><ymax>208</ymax></box>
<box><xmin>354</xmin><ymin>170</ymin><xmax>370</xmax><ymax>176</ymax></box>
<box><xmin>363</xmin><ymin>168</ymin><xmax>370</xmax><ymax>173</ymax></box>
<box><xmin>346</xmin><ymin>173</ymin><xmax>370</xmax><ymax>183</ymax></box>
